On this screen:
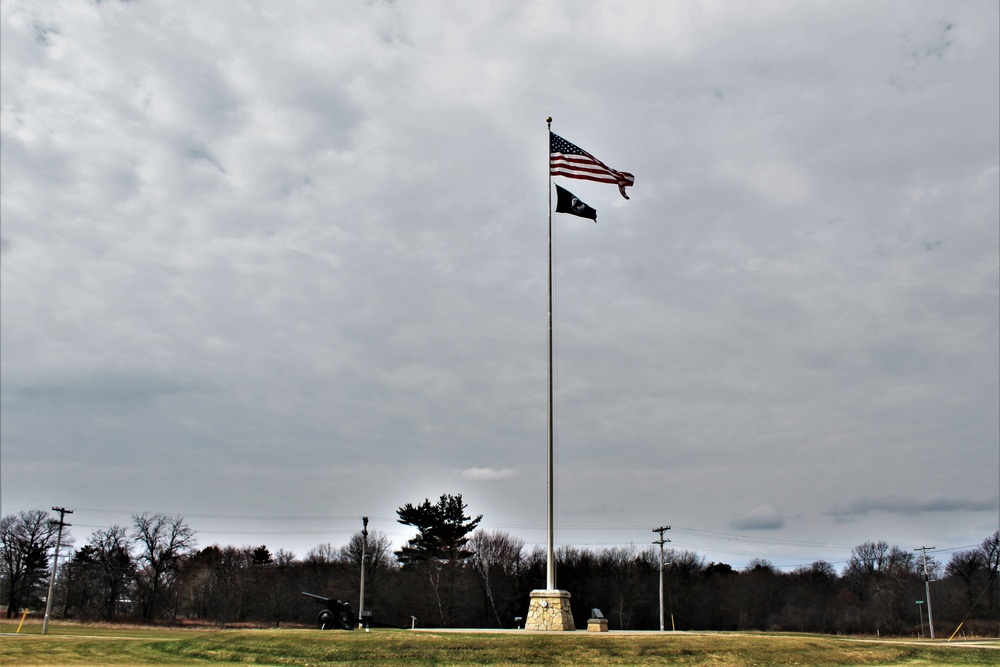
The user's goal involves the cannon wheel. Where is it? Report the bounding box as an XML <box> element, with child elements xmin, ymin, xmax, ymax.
<box><xmin>318</xmin><ymin>609</ymin><xmax>334</xmax><ymax>630</ymax></box>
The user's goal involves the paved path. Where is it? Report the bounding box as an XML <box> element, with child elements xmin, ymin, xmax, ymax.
<box><xmin>415</xmin><ymin>628</ymin><xmax>1000</xmax><ymax>647</ymax></box>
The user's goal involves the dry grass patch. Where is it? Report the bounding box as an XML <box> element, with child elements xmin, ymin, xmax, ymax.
<box><xmin>1</xmin><ymin>622</ymin><xmax>996</xmax><ymax>666</ymax></box>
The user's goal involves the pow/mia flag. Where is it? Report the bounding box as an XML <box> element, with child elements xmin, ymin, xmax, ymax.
<box><xmin>554</xmin><ymin>184</ymin><xmax>597</xmax><ymax>222</ymax></box>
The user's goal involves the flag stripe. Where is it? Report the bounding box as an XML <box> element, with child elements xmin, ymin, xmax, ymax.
<box><xmin>550</xmin><ymin>132</ymin><xmax>634</xmax><ymax>198</ymax></box>
<box><xmin>551</xmin><ymin>158</ymin><xmax>626</xmax><ymax>183</ymax></box>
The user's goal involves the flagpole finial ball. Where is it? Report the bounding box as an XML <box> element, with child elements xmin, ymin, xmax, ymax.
<box><xmin>546</xmin><ymin>116</ymin><xmax>552</xmax><ymax>124</ymax></box>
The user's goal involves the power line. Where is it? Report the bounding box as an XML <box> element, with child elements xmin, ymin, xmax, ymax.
<box><xmin>71</xmin><ymin>507</ymin><xmax>394</xmax><ymax>522</ymax></box>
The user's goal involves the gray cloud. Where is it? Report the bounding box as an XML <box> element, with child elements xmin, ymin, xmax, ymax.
<box><xmin>828</xmin><ymin>496</ymin><xmax>998</xmax><ymax>519</ymax></box>
<box><xmin>461</xmin><ymin>468</ymin><xmax>517</xmax><ymax>482</ymax></box>
<box><xmin>730</xmin><ymin>505</ymin><xmax>786</xmax><ymax>531</ymax></box>
<box><xmin>1</xmin><ymin>0</ymin><xmax>996</xmax><ymax>569</ymax></box>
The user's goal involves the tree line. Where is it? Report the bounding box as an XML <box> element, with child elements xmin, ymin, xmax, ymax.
<box><xmin>2</xmin><ymin>497</ymin><xmax>998</xmax><ymax>636</ymax></box>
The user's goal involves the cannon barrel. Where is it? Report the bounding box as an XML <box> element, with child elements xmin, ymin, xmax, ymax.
<box><xmin>302</xmin><ymin>591</ymin><xmax>334</xmax><ymax>604</ymax></box>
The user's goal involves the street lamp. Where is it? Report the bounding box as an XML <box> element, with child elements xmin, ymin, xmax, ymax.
<box><xmin>359</xmin><ymin>516</ymin><xmax>369</xmax><ymax>629</ymax></box>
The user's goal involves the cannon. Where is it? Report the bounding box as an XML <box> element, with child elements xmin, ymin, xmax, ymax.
<box><xmin>302</xmin><ymin>592</ymin><xmax>358</xmax><ymax>630</ymax></box>
<box><xmin>302</xmin><ymin>591</ymin><xmax>404</xmax><ymax>630</ymax></box>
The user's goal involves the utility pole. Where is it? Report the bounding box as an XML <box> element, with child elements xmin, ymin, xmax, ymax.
<box><xmin>653</xmin><ymin>526</ymin><xmax>671</xmax><ymax>632</ymax></box>
<box><xmin>359</xmin><ymin>516</ymin><xmax>369</xmax><ymax>629</ymax></box>
<box><xmin>916</xmin><ymin>546</ymin><xmax>935</xmax><ymax>639</ymax></box>
<box><xmin>42</xmin><ymin>507</ymin><xmax>73</xmax><ymax>635</ymax></box>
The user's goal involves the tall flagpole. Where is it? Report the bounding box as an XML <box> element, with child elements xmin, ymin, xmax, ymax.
<box><xmin>524</xmin><ymin>117</ymin><xmax>573</xmax><ymax>630</ymax></box>
<box><xmin>531</xmin><ymin>117</ymin><xmax>629</xmax><ymax>630</ymax></box>
<box><xmin>545</xmin><ymin>116</ymin><xmax>555</xmax><ymax>591</ymax></box>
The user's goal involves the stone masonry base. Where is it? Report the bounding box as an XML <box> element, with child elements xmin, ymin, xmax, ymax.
<box><xmin>524</xmin><ymin>589</ymin><xmax>575</xmax><ymax>631</ymax></box>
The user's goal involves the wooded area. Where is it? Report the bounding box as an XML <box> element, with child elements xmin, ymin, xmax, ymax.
<box><xmin>2</xmin><ymin>506</ymin><xmax>997</xmax><ymax>635</ymax></box>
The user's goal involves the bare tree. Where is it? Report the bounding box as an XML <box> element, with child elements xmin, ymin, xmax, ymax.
<box><xmin>947</xmin><ymin>548</ymin><xmax>986</xmax><ymax>611</ymax></box>
<box><xmin>131</xmin><ymin>513</ymin><xmax>196</xmax><ymax>620</ymax></box>
<box><xmin>0</xmin><ymin>511</ymin><xmax>62</xmax><ymax>618</ymax></box>
<box><xmin>178</xmin><ymin>545</ymin><xmax>223</xmax><ymax>621</ymax></box>
<box><xmin>983</xmin><ymin>532</ymin><xmax>1000</xmax><ymax>573</ymax></box>
<box><xmin>603</xmin><ymin>545</ymin><xmax>647</xmax><ymax>630</ymax></box>
<box><xmin>340</xmin><ymin>529</ymin><xmax>393</xmax><ymax>617</ymax></box>
<box><xmin>980</xmin><ymin>531</ymin><xmax>1000</xmax><ymax>622</ymax></box>
<box><xmin>89</xmin><ymin>525</ymin><xmax>134</xmax><ymax>620</ymax></box>
<box><xmin>259</xmin><ymin>548</ymin><xmax>297</xmax><ymax>627</ymax></box>
<box><xmin>469</xmin><ymin>530</ymin><xmax>523</xmax><ymax>628</ymax></box>
<box><xmin>301</xmin><ymin>542</ymin><xmax>346</xmax><ymax>610</ymax></box>
<box><xmin>177</xmin><ymin>544</ymin><xmax>254</xmax><ymax>623</ymax></box>
<box><xmin>305</xmin><ymin>543</ymin><xmax>338</xmax><ymax>565</ymax></box>
<box><xmin>340</xmin><ymin>530</ymin><xmax>393</xmax><ymax>572</ymax></box>
<box><xmin>843</xmin><ymin>541</ymin><xmax>921</xmax><ymax>633</ymax></box>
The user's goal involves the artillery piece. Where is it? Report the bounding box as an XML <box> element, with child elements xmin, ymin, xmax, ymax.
<box><xmin>302</xmin><ymin>591</ymin><xmax>403</xmax><ymax>630</ymax></box>
<box><xmin>301</xmin><ymin>592</ymin><xmax>358</xmax><ymax>630</ymax></box>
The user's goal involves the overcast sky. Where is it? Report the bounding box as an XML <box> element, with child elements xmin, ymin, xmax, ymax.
<box><xmin>2</xmin><ymin>0</ymin><xmax>998</xmax><ymax>575</ymax></box>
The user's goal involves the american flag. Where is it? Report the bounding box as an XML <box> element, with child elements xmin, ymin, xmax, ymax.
<box><xmin>550</xmin><ymin>132</ymin><xmax>635</xmax><ymax>199</ymax></box>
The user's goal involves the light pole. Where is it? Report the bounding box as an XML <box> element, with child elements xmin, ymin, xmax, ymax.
<box><xmin>653</xmin><ymin>526</ymin><xmax>671</xmax><ymax>632</ymax></box>
<box><xmin>916</xmin><ymin>600</ymin><xmax>925</xmax><ymax>638</ymax></box>
<box><xmin>359</xmin><ymin>516</ymin><xmax>369</xmax><ymax>629</ymax></box>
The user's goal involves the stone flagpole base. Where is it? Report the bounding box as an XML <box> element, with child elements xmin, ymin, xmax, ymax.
<box><xmin>524</xmin><ymin>590</ymin><xmax>575</xmax><ymax>631</ymax></box>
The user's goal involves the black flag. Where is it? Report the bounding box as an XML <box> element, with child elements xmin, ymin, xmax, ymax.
<box><xmin>554</xmin><ymin>184</ymin><xmax>597</xmax><ymax>222</ymax></box>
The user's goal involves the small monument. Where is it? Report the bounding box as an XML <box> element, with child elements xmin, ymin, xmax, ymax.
<box><xmin>587</xmin><ymin>608</ymin><xmax>608</xmax><ymax>632</ymax></box>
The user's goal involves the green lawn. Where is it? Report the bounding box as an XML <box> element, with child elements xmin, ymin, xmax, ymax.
<box><xmin>1</xmin><ymin>621</ymin><xmax>997</xmax><ymax>666</ymax></box>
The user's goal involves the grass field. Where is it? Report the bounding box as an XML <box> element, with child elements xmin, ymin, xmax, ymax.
<box><xmin>1</xmin><ymin>620</ymin><xmax>997</xmax><ymax>667</ymax></box>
